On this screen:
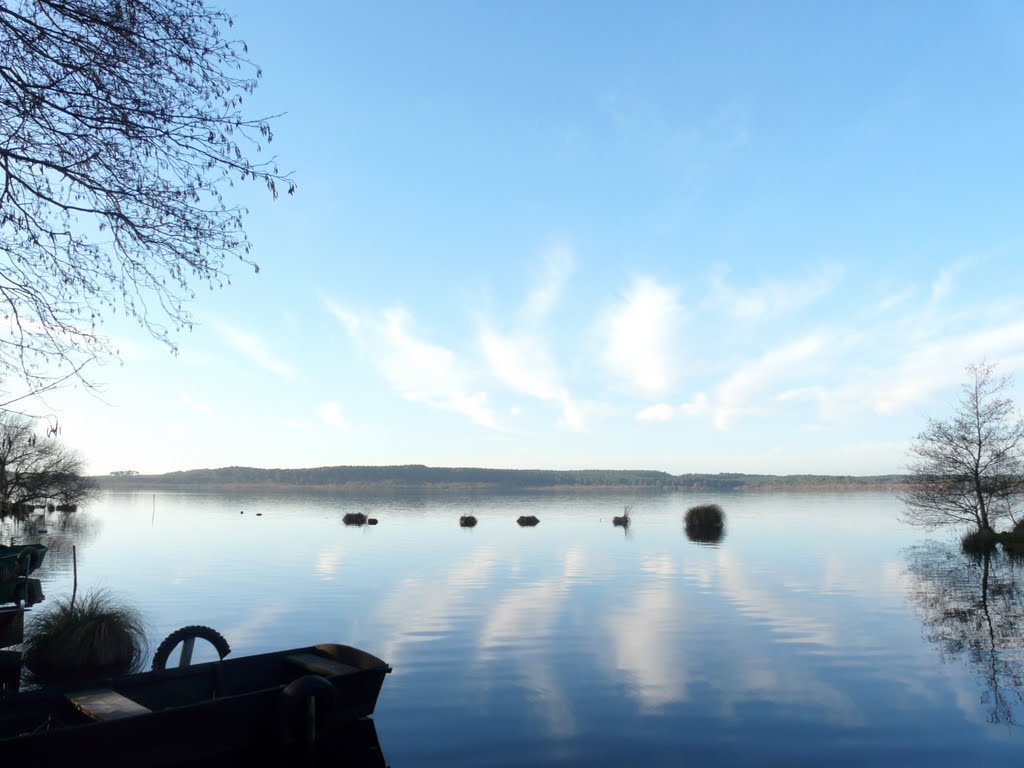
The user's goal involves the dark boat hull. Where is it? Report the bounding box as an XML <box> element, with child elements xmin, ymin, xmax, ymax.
<box><xmin>0</xmin><ymin>544</ymin><xmax>47</xmax><ymax>577</ymax></box>
<box><xmin>0</xmin><ymin>643</ymin><xmax>391</xmax><ymax>766</ymax></box>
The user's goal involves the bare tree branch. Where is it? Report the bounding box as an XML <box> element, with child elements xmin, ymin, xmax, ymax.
<box><xmin>0</xmin><ymin>0</ymin><xmax>293</xmax><ymax>401</ymax></box>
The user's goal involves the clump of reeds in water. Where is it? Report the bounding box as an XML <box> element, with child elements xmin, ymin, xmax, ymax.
<box><xmin>517</xmin><ymin>515</ymin><xmax>540</xmax><ymax>527</ymax></box>
<box><xmin>960</xmin><ymin>528</ymin><xmax>999</xmax><ymax>556</ymax></box>
<box><xmin>22</xmin><ymin>588</ymin><xmax>148</xmax><ymax>684</ymax></box>
<box><xmin>612</xmin><ymin>505</ymin><xmax>632</xmax><ymax>528</ymax></box>
<box><xmin>343</xmin><ymin>512</ymin><xmax>367</xmax><ymax>526</ymax></box>
<box><xmin>1004</xmin><ymin>520</ymin><xmax>1024</xmax><ymax>558</ymax></box>
<box><xmin>460</xmin><ymin>515</ymin><xmax>478</xmax><ymax>528</ymax></box>
<box><xmin>685</xmin><ymin>503</ymin><xmax>725</xmax><ymax>544</ymax></box>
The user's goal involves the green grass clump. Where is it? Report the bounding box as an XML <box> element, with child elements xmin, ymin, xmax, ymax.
<box><xmin>22</xmin><ymin>588</ymin><xmax>148</xmax><ymax>684</ymax></box>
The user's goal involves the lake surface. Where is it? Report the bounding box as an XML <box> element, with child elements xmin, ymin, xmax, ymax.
<box><xmin>7</xmin><ymin>490</ymin><xmax>1024</xmax><ymax>765</ymax></box>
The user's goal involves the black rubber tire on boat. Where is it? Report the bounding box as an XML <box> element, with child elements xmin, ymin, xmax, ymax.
<box><xmin>151</xmin><ymin>625</ymin><xmax>232</xmax><ymax>671</ymax></box>
<box><xmin>278</xmin><ymin>674</ymin><xmax>341</xmax><ymax>747</ymax></box>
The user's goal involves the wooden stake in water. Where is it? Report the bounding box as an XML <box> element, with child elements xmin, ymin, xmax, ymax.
<box><xmin>71</xmin><ymin>545</ymin><xmax>78</xmax><ymax>610</ymax></box>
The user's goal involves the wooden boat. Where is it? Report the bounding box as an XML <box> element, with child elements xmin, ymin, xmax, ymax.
<box><xmin>0</xmin><ymin>577</ymin><xmax>43</xmax><ymax>608</ymax></box>
<box><xmin>0</xmin><ymin>553</ymin><xmax>18</xmax><ymax>583</ymax></box>
<box><xmin>0</xmin><ymin>544</ymin><xmax>47</xmax><ymax>578</ymax></box>
<box><xmin>0</xmin><ymin>642</ymin><xmax>391</xmax><ymax>766</ymax></box>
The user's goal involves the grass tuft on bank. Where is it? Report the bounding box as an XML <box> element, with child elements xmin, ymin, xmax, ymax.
<box><xmin>22</xmin><ymin>588</ymin><xmax>148</xmax><ymax>684</ymax></box>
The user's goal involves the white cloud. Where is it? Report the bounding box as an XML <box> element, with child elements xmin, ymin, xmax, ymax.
<box><xmin>480</xmin><ymin>328</ymin><xmax>585</xmax><ymax>430</ymax></box>
<box><xmin>770</xmin><ymin>319</ymin><xmax>1024</xmax><ymax>424</ymax></box>
<box><xmin>871</xmin><ymin>322</ymin><xmax>1024</xmax><ymax>415</ymax></box>
<box><xmin>714</xmin><ymin>333</ymin><xmax>831</xmax><ymax>429</ymax></box>
<box><xmin>709</xmin><ymin>265</ymin><xmax>843</xmax><ymax>320</ymax></box>
<box><xmin>324</xmin><ymin>300</ymin><xmax>362</xmax><ymax>335</ymax></box>
<box><xmin>637</xmin><ymin>403</ymin><xmax>675</xmax><ymax>423</ymax></box>
<box><xmin>328</xmin><ymin>302</ymin><xmax>499</xmax><ymax>430</ymax></box>
<box><xmin>480</xmin><ymin>330</ymin><xmax>561</xmax><ymax>400</ymax></box>
<box><xmin>929</xmin><ymin>260</ymin><xmax>971</xmax><ymax>304</ymax></box>
<box><xmin>636</xmin><ymin>393</ymin><xmax>709</xmax><ymax>423</ymax></box>
<box><xmin>876</xmin><ymin>286</ymin><xmax>917</xmax><ymax>313</ymax></box>
<box><xmin>602</xmin><ymin>276</ymin><xmax>684</xmax><ymax>396</ymax></box>
<box><xmin>318</xmin><ymin>401</ymin><xmax>351</xmax><ymax>433</ymax></box>
<box><xmin>213</xmin><ymin>322</ymin><xmax>296</xmax><ymax>379</ymax></box>
<box><xmin>523</xmin><ymin>244</ymin><xmax>574</xmax><ymax>322</ymax></box>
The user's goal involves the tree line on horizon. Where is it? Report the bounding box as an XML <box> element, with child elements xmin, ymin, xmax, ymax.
<box><xmin>98</xmin><ymin>465</ymin><xmax>905</xmax><ymax>491</ymax></box>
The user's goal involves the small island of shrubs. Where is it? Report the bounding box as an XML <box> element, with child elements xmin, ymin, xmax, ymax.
<box><xmin>962</xmin><ymin>520</ymin><xmax>1024</xmax><ymax>557</ymax></box>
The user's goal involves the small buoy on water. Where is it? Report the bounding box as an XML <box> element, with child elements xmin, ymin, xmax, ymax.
<box><xmin>240</xmin><ymin>511</ymin><xmax>244</xmax><ymax>514</ymax></box>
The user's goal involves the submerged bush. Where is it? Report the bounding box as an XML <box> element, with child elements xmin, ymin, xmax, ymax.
<box><xmin>342</xmin><ymin>512</ymin><xmax>367</xmax><ymax>526</ymax></box>
<box><xmin>22</xmin><ymin>588</ymin><xmax>148</xmax><ymax>684</ymax></box>
<box><xmin>460</xmin><ymin>515</ymin><xmax>478</xmax><ymax>528</ymax></box>
<box><xmin>685</xmin><ymin>503</ymin><xmax>725</xmax><ymax>544</ymax></box>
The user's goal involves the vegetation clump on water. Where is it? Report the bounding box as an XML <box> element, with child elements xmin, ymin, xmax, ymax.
<box><xmin>459</xmin><ymin>515</ymin><xmax>478</xmax><ymax>528</ymax></box>
<box><xmin>993</xmin><ymin>519</ymin><xmax>1024</xmax><ymax>557</ymax></box>
<box><xmin>22</xmin><ymin>588</ymin><xmax>148</xmax><ymax>684</ymax></box>
<box><xmin>343</xmin><ymin>512</ymin><xmax>367</xmax><ymax>526</ymax></box>
<box><xmin>685</xmin><ymin>503</ymin><xmax>725</xmax><ymax>544</ymax></box>
<box><xmin>961</xmin><ymin>528</ymin><xmax>1000</xmax><ymax>554</ymax></box>
<box><xmin>516</xmin><ymin>515</ymin><xmax>540</xmax><ymax>527</ymax></box>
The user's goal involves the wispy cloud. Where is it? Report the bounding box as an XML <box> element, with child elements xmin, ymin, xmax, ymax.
<box><xmin>930</xmin><ymin>259</ymin><xmax>970</xmax><ymax>304</ymax></box>
<box><xmin>212</xmin><ymin>322</ymin><xmax>296</xmax><ymax>379</ymax></box>
<box><xmin>477</xmin><ymin>247</ymin><xmax>588</xmax><ymax>430</ymax></box>
<box><xmin>318</xmin><ymin>401</ymin><xmax>351</xmax><ymax>433</ymax></box>
<box><xmin>709</xmin><ymin>264</ymin><xmax>843</xmax><ymax>320</ymax></box>
<box><xmin>601</xmin><ymin>276</ymin><xmax>684</xmax><ymax>396</ymax></box>
<box><xmin>328</xmin><ymin>302</ymin><xmax>499</xmax><ymax>430</ymax></box>
<box><xmin>876</xmin><ymin>286</ymin><xmax>917</xmax><ymax>313</ymax></box>
<box><xmin>713</xmin><ymin>333</ymin><xmax>832</xmax><ymax>429</ymax></box>
<box><xmin>871</xmin><ymin>321</ymin><xmax>1024</xmax><ymax>415</ymax></box>
<box><xmin>522</xmin><ymin>244</ymin><xmax>574</xmax><ymax>323</ymax></box>
<box><xmin>774</xmin><ymin>319</ymin><xmax>1024</xmax><ymax>423</ymax></box>
<box><xmin>480</xmin><ymin>328</ymin><xmax>584</xmax><ymax>430</ymax></box>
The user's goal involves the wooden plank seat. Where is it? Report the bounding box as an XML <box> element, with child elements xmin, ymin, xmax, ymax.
<box><xmin>66</xmin><ymin>689</ymin><xmax>151</xmax><ymax>721</ymax></box>
<box><xmin>285</xmin><ymin>653</ymin><xmax>359</xmax><ymax>677</ymax></box>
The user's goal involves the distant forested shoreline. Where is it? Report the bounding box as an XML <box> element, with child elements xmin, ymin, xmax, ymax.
<box><xmin>97</xmin><ymin>465</ymin><xmax>907</xmax><ymax>492</ymax></box>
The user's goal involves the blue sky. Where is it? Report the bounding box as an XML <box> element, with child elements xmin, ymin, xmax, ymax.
<box><xmin>33</xmin><ymin>1</ymin><xmax>1024</xmax><ymax>475</ymax></box>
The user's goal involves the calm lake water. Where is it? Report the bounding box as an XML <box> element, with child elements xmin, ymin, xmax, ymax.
<box><xmin>7</xmin><ymin>490</ymin><xmax>1024</xmax><ymax>766</ymax></box>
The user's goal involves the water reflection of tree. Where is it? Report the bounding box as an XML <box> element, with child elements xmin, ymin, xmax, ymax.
<box><xmin>905</xmin><ymin>542</ymin><xmax>1024</xmax><ymax>725</ymax></box>
<box><xmin>0</xmin><ymin>509</ymin><xmax>101</xmax><ymax>571</ymax></box>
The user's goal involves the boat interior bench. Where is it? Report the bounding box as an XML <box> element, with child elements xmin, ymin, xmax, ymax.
<box><xmin>285</xmin><ymin>652</ymin><xmax>359</xmax><ymax>677</ymax></box>
<box><xmin>66</xmin><ymin>689</ymin><xmax>151</xmax><ymax>721</ymax></box>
